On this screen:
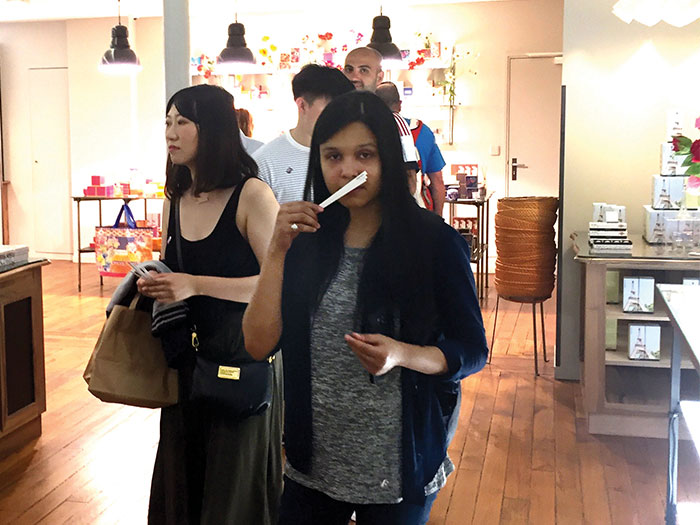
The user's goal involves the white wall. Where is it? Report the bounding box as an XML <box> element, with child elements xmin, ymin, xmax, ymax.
<box><xmin>0</xmin><ymin>21</ymin><xmax>68</xmax><ymax>250</ymax></box>
<box><xmin>560</xmin><ymin>2</ymin><xmax>700</xmax><ymax>379</ymax></box>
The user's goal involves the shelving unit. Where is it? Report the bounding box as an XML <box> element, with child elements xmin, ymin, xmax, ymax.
<box><xmin>447</xmin><ymin>191</ymin><xmax>493</xmax><ymax>302</ymax></box>
<box><xmin>573</xmin><ymin>232</ymin><xmax>700</xmax><ymax>438</ymax></box>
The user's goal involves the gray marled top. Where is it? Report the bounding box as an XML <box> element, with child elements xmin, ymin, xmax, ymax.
<box><xmin>286</xmin><ymin>247</ymin><xmax>404</xmax><ymax>504</ymax></box>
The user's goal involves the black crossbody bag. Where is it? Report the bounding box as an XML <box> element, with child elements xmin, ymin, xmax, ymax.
<box><xmin>172</xmin><ymin>197</ymin><xmax>274</xmax><ymax>418</ymax></box>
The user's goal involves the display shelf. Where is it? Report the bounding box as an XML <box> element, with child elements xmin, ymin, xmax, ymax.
<box><xmin>574</xmin><ymin>232</ymin><xmax>700</xmax><ymax>438</ymax></box>
<box><xmin>605</xmin><ymin>350</ymin><xmax>695</xmax><ymax>370</ymax></box>
<box><xmin>605</xmin><ymin>303</ymin><xmax>670</xmax><ymax>321</ymax></box>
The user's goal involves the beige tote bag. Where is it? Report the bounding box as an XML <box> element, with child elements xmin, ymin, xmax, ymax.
<box><xmin>83</xmin><ymin>294</ymin><xmax>178</xmax><ymax>408</ymax></box>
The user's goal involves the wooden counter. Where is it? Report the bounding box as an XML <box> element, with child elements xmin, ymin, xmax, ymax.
<box><xmin>0</xmin><ymin>259</ymin><xmax>50</xmax><ymax>458</ymax></box>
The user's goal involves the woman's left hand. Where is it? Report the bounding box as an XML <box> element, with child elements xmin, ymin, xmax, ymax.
<box><xmin>136</xmin><ymin>272</ymin><xmax>197</xmax><ymax>303</ymax></box>
<box><xmin>344</xmin><ymin>332</ymin><xmax>406</xmax><ymax>376</ymax></box>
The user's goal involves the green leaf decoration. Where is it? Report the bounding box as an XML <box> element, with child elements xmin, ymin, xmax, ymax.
<box><xmin>676</xmin><ymin>136</ymin><xmax>693</xmax><ymax>151</ymax></box>
<box><xmin>685</xmin><ymin>163</ymin><xmax>700</xmax><ymax>175</ymax></box>
<box><xmin>682</xmin><ymin>154</ymin><xmax>695</xmax><ymax>167</ymax></box>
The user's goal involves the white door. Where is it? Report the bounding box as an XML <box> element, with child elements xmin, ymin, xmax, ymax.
<box><xmin>29</xmin><ymin>68</ymin><xmax>72</xmax><ymax>256</ymax></box>
<box><xmin>506</xmin><ymin>55</ymin><xmax>562</xmax><ymax>197</ymax></box>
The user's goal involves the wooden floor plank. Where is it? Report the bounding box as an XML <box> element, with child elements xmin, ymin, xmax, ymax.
<box><xmin>471</xmin><ymin>374</ymin><xmax>517</xmax><ymax>524</ymax></box>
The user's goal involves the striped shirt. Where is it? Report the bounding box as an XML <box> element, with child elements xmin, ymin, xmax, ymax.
<box><xmin>253</xmin><ymin>131</ymin><xmax>310</xmax><ymax>204</ymax></box>
<box><xmin>393</xmin><ymin>112</ymin><xmax>418</xmax><ymax>165</ymax></box>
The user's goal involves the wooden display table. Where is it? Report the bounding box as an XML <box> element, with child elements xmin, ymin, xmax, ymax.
<box><xmin>573</xmin><ymin>232</ymin><xmax>700</xmax><ymax>438</ymax></box>
<box><xmin>0</xmin><ymin>259</ymin><xmax>50</xmax><ymax>459</ymax></box>
<box><xmin>72</xmin><ymin>196</ymin><xmax>163</xmax><ymax>292</ymax></box>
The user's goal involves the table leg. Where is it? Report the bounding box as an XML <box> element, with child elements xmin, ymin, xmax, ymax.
<box><xmin>666</xmin><ymin>328</ymin><xmax>681</xmax><ymax>525</ymax></box>
<box><xmin>77</xmin><ymin>200</ymin><xmax>82</xmax><ymax>292</ymax></box>
<box><xmin>449</xmin><ymin>202</ymin><xmax>455</xmax><ymax>227</ymax></box>
<box><xmin>485</xmin><ymin>197</ymin><xmax>490</xmax><ymax>289</ymax></box>
<box><xmin>99</xmin><ymin>200</ymin><xmax>103</xmax><ymax>288</ymax></box>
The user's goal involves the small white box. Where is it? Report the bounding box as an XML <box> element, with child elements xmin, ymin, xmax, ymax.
<box><xmin>652</xmin><ymin>175</ymin><xmax>687</xmax><ymax>209</ymax></box>
<box><xmin>592</xmin><ymin>202</ymin><xmax>607</xmax><ymax>222</ymax></box>
<box><xmin>660</xmin><ymin>143</ymin><xmax>689</xmax><ymax>176</ymax></box>
<box><xmin>683</xmin><ymin>278</ymin><xmax>700</xmax><ymax>286</ymax></box>
<box><xmin>623</xmin><ymin>276</ymin><xmax>655</xmax><ymax>313</ymax></box>
<box><xmin>643</xmin><ymin>205</ymin><xmax>677</xmax><ymax>243</ymax></box>
<box><xmin>628</xmin><ymin>324</ymin><xmax>661</xmax><ymax>361</ymax></box>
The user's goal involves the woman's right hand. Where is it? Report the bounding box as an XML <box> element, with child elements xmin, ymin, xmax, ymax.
<box><xmin>270</xmin><ymin>201</ymin><xmax>323</xmax><ymax>254</ymax></box>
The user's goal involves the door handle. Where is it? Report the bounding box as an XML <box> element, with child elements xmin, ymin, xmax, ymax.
<box><xmin>511</xmin><ymin>158</ymin><xmax>528</xmax><ymax>180</ymax></box>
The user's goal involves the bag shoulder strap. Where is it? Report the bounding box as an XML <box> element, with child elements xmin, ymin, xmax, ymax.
<box><xmin>173</xmin><ymin>198</ymin><xmax>185</xmax><ymax>273</ymax></box>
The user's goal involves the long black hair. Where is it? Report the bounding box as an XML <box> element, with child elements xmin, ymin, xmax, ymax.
<box><xmin>303</xmin><ymin>90</ymin><xmax>441</xmax><ymax>341</ymax></box>
<box><xmin>164</xmin><ymin>84</ymin><xmax>257</xmax><ymax>198</ymax></box>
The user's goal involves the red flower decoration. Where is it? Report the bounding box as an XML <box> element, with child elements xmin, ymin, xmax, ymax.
<box><xmin>331</xmin><ymin>47</ymin><xmax>337</xmax><ymax>53</ymax></box>
<box><xmin>691</xmin><ymin>139</ymin><xmax>700</xmax><ymax>163</ymax></box>
<box><xmin>197</xmin><ymin>64</ymin><xmax>203</xmax><ymax>72</ymax></box>
<box><xmin>688</xmin><ymin>175</ymin><xmax>700</xmax><ymax>195</ymax></box>
<box><xmin>416</xmin><ymin>57</ymin><xmax>425</xmax><ymax>66</ymax></box>
<box><xmin>672</xmin><ymin>136</ymin><xmax>682</xmax><ymax>152</ymax></box>
<box><xmin>203</xmin><ymin>70</ymin><xmax>211</xmax><ymax>79</ymax></box>
<box><xmin>342</xmin><ymin>44</ymin><xmax>348</xmax><ymax>51</ymax></box>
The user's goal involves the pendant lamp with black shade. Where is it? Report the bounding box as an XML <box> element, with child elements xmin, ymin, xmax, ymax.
<box><xmin>216</xmin><ymin>15</ymin><xmax>257</xmax><ymax>75</ymax></box>
<box><xmin>98</xmin><ymin>0</ymin><xmax>142</xmax><ymax>75</ymax></box>
<box><xmin>367</xmin><ymin>8</ymin><xmax>403</xmax><ymax>68</ymax></box>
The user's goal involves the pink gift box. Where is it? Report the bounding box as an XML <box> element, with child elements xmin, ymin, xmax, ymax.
<box><xmin>85</xmin><ymin>186</ymin><xmax>98</xmax><ymax>196</ymax></box>
<box><xmin>91</xmin><ymin>175</ymin><xmax>105</xmax><ymax>185</ymax></box>
<box><xmin>95</xmin><ymin>186</ymin><xmax>114</xmax><ymax>197</ymax></box>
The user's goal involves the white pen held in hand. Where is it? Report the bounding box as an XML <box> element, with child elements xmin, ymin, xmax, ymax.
<box><xmin>319</xmin><ymin>171</ymin><xmax>368</xmax><ymax>208</ymax></box>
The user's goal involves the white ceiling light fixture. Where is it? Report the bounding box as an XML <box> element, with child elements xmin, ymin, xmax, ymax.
<box><xmin>613</xmin><ymin>0</ymin><xmax>700</xmax><ymax>28</ymax></box>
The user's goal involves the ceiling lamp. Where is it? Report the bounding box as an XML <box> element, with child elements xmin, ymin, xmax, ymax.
<box><xmin>366</xmin><ymin>8</ymin><xmax>403</xmax><ymax>68</ymax></box>
<box><xmin>98</xmin><ymin>0</ymin><xmax>142</xmax><ymax>75</ymax></box>
<box><xmin>612</xmin><ymin>0</ymin><xmax>700</xmax><ymax>28</ymax></box>
<box><xmin>216</xmin><ymin>17</ymin><xmax>258</xmax><ymax>75</ymax></box>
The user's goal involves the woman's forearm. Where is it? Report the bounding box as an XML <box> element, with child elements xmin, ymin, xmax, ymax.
<box><xmin>242</xmin><ymin>248</ymin><xmax>286</xmax><ymax>359</ymax></box>
<box><xmin>190</xmin><ymin>274</ymin><xmax>259</xmax><ymax>303</ymax></box>
<box><xmin>399</xmin><ymin>343</ymin><xmax>449</xmax><ymax>375</ymax></box>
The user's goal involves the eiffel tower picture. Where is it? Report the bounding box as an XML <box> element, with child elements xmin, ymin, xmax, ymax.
<box><xmin>655</xmin><ymin>179</ymin><xmax>674</xmax><ymax>209</ymax></box>
<box><xmin>628</xmin><ymin>325</ymin><xmax>661</xmax><ymax>360</ymax></box>
<box><xmin>624</xmin><ymin>279</ymin><xmax>643</xmax><ymax>312</ymax></box>
<box><xmin>651</xmin><ymin>217</ymin><xmax>666</xmax><ymax>244</ymax></box>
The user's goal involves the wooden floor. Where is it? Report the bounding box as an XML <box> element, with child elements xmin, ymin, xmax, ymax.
<box><xmin>0</xmin><ymin>261</ymin><xmax>698</xmax><ymax>524</ymax></box>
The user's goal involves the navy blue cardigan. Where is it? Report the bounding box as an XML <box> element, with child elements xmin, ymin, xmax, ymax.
<box><xmin>280</xmin><ymin>219</ymin><xmax>488</xmax><ymax>504</ymax></box>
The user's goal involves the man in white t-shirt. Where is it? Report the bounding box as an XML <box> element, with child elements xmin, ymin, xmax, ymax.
<box><xmin>253</xmin><ymin>65</ymin><xmax>354</xmax><ymax>204</ymax></box>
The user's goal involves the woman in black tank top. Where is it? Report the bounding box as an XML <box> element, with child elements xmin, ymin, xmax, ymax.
<box><xmin>136</xmin><ymin>85</ymin><xmax>282</xmax><ymax>525</ymax></box>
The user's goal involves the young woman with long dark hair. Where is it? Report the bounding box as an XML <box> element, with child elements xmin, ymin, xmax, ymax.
<box><xmin>243</xmin><ymin>90</ymin><xmax>487</xmax><ymax>524</ymax></box>
<box><xmin>138</xmin><ymin>84</ymin><xmax>282</xmax><ymax>524</ymax></box>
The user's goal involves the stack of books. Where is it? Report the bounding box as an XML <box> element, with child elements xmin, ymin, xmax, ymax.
<box><xmin>588</xmin><ymin>222</ymin><xmax>632</xmax><ymax>255</ymax></box>
<box><xmin>0</xmin><ymin>245</ymin><xmax>29</xmax><ymax>270</ymax></box>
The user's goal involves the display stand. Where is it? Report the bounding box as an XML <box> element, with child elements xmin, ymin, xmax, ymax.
<box><xmin>447</xmin><ymin>191</ymin><xmax>493</xmax><ymax>301</ymax></box>
<box><xmin>573</xmin><ymin>232</ymin><xmax>700</xmax><ymax>438</ymax></box>
<box><xmin>72</xmin><ymin>196</ymin><xmax>163</xmax><ymax>292</ymax></box>
<box><xmin>0</xmin><ymin>259</ymin><xmax>50</xmax><ymax>459</ymax></box>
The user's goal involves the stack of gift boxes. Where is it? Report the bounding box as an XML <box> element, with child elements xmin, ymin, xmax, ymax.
<box><xmin>588</xmin><ymin>203</ymin><xmax>632</xmax><ymax>255</ymax></box>
<box><xmin>643</xmin><ymin>111</ymin><xmax>700</xmax><ymax>243</ymax></box>
<box><xmin>83</xmin><ymin>176</ymin><xmax>165</xmax><ymax>199</ymax></box>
